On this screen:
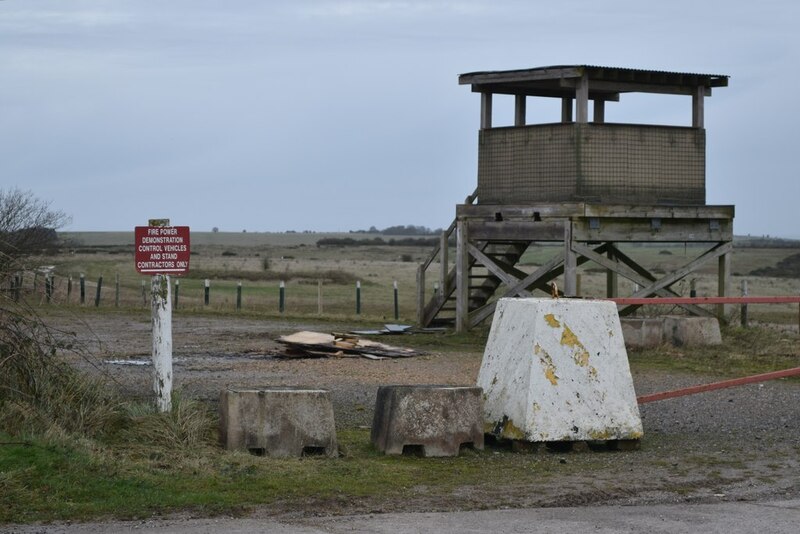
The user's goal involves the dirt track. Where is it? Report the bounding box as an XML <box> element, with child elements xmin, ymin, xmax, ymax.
<box><xmin>49</xmin><ymin>310</ymin><xmax>800</xmax><ymax>512</ymax></box>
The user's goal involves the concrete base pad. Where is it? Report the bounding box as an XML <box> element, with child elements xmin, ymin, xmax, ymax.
<box><xmin>371</xmin><ymin>385</ymin><xmax>484</xmax><ymax>457</ymax></box>
<box><xmin>219</xmin><ymin>387</ymin><xmax>337</xmax><ymax>458</ymax></box>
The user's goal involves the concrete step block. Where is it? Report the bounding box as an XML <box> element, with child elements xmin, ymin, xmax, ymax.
<box><xmin>371</xmin><ymin>385</ymin><xmax>484</xmax><ymax>457</ymax></box>
<box><xmin>219</xmin><ymin>386</ymin><xmax>337</xmax><ymax>458</ymax></box>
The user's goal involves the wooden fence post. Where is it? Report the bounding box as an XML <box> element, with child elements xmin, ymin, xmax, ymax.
<box><xmin>740</xmin><ymin>280</ymin><xmax>749</xmax><ymax>327</ymax></box>
<box><xmin>236</xmin><ymin>281</ymin><xmax>242</xmax><ymax>311</ymax></box>
<box><xmin>317</xmin><ymin>279</ymin><xmax>323</xmax><ymax>314</ymax></box>
<box><xmin>67</xmin><ymin>276</ymin><xmax>72</xmax><ymax>303</ymax></box>
<box><xmin>393</xmin><ymin>280</ymin><xmax>399</xmax><ymax>320</ymax></box>
<box><xmin>45</xmin><ymin>275</ymin><xmax>53</xmax><ymax>304</ymax></box>
<box><xmin>95</xmin><ymin>276</ymin><xmax>103</xmax><ymax>307</ymax></box>
<box><xmin>279</xmin><ymin>280</ymin><xmax>285</xmax><ymax>313</ymax></box>
<box><xmin>356</xmin><ymin>280</ymin><xmax>361</xmax><ymax>315</ymax></box>
<box><xmin>174</xmin><ymin>279</ymin><xmax>180</xmax><ymax>310</ymax></box>
<box><xmin>80</xmin><ymin>274</ymin><xmax>85</xmax><ymax>305</ymax></box>
<box><xmin>204</xmin><ymin>279</ymin><xmax>210</xmax><ymax>305</ymax></box>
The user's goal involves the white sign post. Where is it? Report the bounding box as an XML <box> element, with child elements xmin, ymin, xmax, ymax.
<box><xmin>148</xmin><ymin>218</ymin><xmax>173</xmax><ymax>413</ymax></box>
<box><xmin>135</xmin><ymin>220</ymin><xmax>190</xmax><ymax>412</ymax></box>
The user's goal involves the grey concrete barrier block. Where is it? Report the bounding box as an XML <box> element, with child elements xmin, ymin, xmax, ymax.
<box><xmin>219</xmin><ymin>386</ymin><xmax>337</xmax><ymax>458</ymax></box>
<box><xmin>371</xmin><ymin>385</ymin><xmax>484</xmax><ymax>457</ymax></box>
<box><xmin>620</xmin><ymin>317</ymin><xmax>666</xmax><ymax>348</ymax></box>
<box><xmin>664</xmin><ymin>316</ymin><xmax>722</xmax><ymax>347</ymax></box>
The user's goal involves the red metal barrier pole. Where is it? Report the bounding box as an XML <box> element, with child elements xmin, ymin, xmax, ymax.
<box><xmin>637</xmin><ymin>367</ymin><xmax>800</xmax><ymax>404</ymax></box>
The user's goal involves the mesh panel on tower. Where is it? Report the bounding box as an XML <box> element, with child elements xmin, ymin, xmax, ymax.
<box><xmin>477</xmin><ymin>123</ymin><xmax>705</xmax><ymax>205</ymax></box>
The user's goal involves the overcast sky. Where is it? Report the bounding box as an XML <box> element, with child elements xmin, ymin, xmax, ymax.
<box><xmin>1</xmin><ymin>1</ymin><xmax>798</xmax><ymax>237</ymax></box>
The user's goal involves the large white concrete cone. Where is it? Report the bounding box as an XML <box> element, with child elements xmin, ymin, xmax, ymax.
<box><xmin>478</xmin><ymin>298</ymin><xmax>643</xmax><ymax>442</ymax></box>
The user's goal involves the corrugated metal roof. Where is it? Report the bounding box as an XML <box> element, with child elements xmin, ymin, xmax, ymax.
<box><xmin>458</xmin><ymin>65</ymin><xmax>728</xmax><ymax>98</ymax></box>
<box><xmin>460</xmin><ymin>65</ymin><xmax>728</xmax><ymax>82</ymax></box>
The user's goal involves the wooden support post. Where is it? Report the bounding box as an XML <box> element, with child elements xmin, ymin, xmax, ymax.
<box><xmin>80</xmin><ymin>273</ymin><xmax>85</xmax><ymax>304</ymax></box>
<box><xmin>45</xmin><ymin>275</ymin><xmax>53</xmax><ymax>304</ymax></box>
<box><xmin>514</xmin><ymin>94</ymin><xmax>526</xmax><ymax>126</ymax></box>
<box><xmin>717</xmin><ymin>252</ymin><xmax>730</xmax><ymax>321</ymax></box>
<box><xmin>357</xmin><ymin>280</ymin><xmax>362</xmax><ymax>315</ymax></box>
<box><xmin>415</xmin><ymin>267</ymin><xmax>423</xmax><ymax>323</ymax></box>
<box><xmin>236</xmin><ymin>281</ymin><xmax>242</xmax><ymax>311</ymax></box>
<box><xmin>440</xmin><ymin>230</ymin><xmax>448</xmax><ymax>294</ymax></box>
<box><xmin>561</xmin><ymin>98</ymin><xmax>573</xmax><ymax>123</ymax></box>
<box><xmin>393</xmin><ymin>280</ymin><xmax>399</xmax><ymax>320</ymax></box>
<box><xmin>67</xmin><ymin>275</ymin><xmax>72</xmax><ymax>303</ymax></box>
<box><xmin>279</xmin><ymin>281</ymin><xmax>285</xmax><ymax>313</ymax></box>
<box><xmin>455</xmin><ymin>219</ymin><xmax>470</xmax><ymax>333</ymax></box>
<box><xmin>94</xmin><ymin>276</ymin><xmax>103</xmax><ymax>307</ymax></box>
<box><xmin>174</xmin><ymin>279</ymin><xmax>179</xmax><ymax>310</ymax></box>
<box><xmin>606</xmin><ymin>244</ymin><xmax>618</xmax><ymax>297</ymax></box>
<box><xmin>740</xmin><ymin>280</ymin><xmax>749</xmax><ymax>327</ymax></box>
<box><xmin>593</xmin><ymin>99</ymin><xmax>605</xmax><ymax>123</ymax></box>
<box><xmin>480</xmin><ymin>92</ymin><xmax>493</xmax><ymax>129</ymax></box>
<box><xmin>563</xmin><ymin>221</ymin><xmax>577</xmax><ymax>296</ymax></box>
<box><xmin>575</xmin><ymin>73</ymin><xmax>589</xmax><ymax>124</ymax></box>
<box><xmin>149</xmin><ymin>218</ymin><xmax>172</xmax><ymax>414</ymax></box>
<box><xmin>151</xmin><ymin>273</ymin><xmax>172</xmax><ymax>413</ymax></box>
<box><xmin>692</xmin><ymin>85</ymin><xmax>705</xmax><ymax>128</ymax></box>
<box><xmin>204</xmin><ymin>279</ymin><xmax>210</xmax><ymax>305</ymax></box>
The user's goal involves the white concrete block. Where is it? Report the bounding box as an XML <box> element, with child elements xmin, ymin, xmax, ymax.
<box><xmin>477</xmin><ymin>298</ymin><xmax>643</xmax><ymax>442</ymax></box>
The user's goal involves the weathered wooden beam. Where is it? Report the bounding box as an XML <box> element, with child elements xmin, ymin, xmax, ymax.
<box><xmin>573</xmin><ymin>219</ymin><xmax>733</xmax><ymax>242</ymax></box>
<box><xmin>467</xmin><ymin>220</ymin><xmax>565</xmax><ymax>241</ymax></box>
<box><xmin>455</xmin><ymin>220</ymin><xmax>470</xmax><ymax>333</ymax></box>
<box><xmin>575</xmin><ymin>74</ymin><xmax>589</xmax><ymax>124</ymax></box>
<box><xmin>692</xmin><ymin>85</ymin><xmax>705</xmax><ymax>128</ymax></box>
<box><xmin>561</xmin><ymin>98</ymin><xmax>573</xmax><ymax>123</ymax></box>
<box><xmin>457</xmin><ymin>203</ymin><xmax>586</xmax><ymax>219</ymax></box>
<box><xmin>467</xmin><ymin>243</ymin><xmax>532</xmax><ymax>297</ymax></box>
<box><xmin>480</xmin><ymin>92</ymin><xmax>492</xmax><ymax>130</ymax></box>
<box><xmin>593</xmin><ymin>99</ymin><xmax>605</xmax><ymax>123</ymax></box>
<box><xmin>564</xmin><ymin>221</ymin><xmax>577</xmax><ymax>296</ymax></box>
<box><xmin>582</xmin><ymin>204</ymin><xmax>735</xmax><ymax>219</ymax></box>
<box><xmin>630</xmin><ymin>242</ymin><xmax>733</xmax><ymax>299</ymax></box>
<box><xmin>606</xmin><ymin>243</ymin><xmax>618</xmax><ymax>297</ymax></box>
<box><xmin>718</xmin><ymin>251</ymin><xmax>731</xmax><ymax>320</ymax></box>
<box><xmin>572</xmin><ymin>242</ymin><xmax>712</xmax><ymax>317</ymax></box>
<box><xmin>440</xmin><ymin>230</ymin><xmax>448</xmax><ymax>295</ymax></box>
<box><xmin>416</xmin><ymin>265</ymin><xmax>425</xmax><ymax>326</ymax></box>
<box><xmin>514</xmin><ymin>94</ymin><xmax>526</xmax><ymax>126</ymax></box>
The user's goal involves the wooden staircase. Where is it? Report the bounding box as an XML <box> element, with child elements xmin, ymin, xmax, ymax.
<box><xmin>420</xmin><ymin>239</ymin><xmax>530</xmax><ymax>328</ymax></box>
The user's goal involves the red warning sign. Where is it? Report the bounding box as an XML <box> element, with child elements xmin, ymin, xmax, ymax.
<box><xmin>134</xmin><ymin>226</ymin><xmax>190</xmax><ymax>274</ymax></box>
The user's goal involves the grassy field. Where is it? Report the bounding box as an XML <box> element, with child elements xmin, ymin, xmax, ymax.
<box><xmin>17</xmin><ymin>232</ymin><xmax>800</xmax><ymax>325</ymax></box>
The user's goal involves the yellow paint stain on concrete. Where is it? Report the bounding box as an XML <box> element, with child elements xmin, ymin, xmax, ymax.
<box><xmin>502</xmin><ymin>419</ymin><xmax>526</xmax><ymax>440</ymax></box>
<box><xmin>560</xmin><ymin>325</ymin><xmax>591</xmax><ymax>367</ymax></box>
<box><xmin>538</xmin><ymin>348</ymin><xmax>559</xmax><ymax>386</ymax></box>
<box><xmin>544</xmin><ymin>313</ymin><xmax>561</xmax><ymax>328</ymax></box>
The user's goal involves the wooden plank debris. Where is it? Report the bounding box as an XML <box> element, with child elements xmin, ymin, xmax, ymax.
<box><xmin>272</xmin><ymin>331</ymin><xmax>422</xmax><ymax>360</ymax></box>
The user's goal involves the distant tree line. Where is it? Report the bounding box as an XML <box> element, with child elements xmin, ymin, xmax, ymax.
<box><xmin>317</xmin><ymin>236</ymin><xmax>441</xmax><ymax>247</ymax></box>
<box><xmin>349</xmin><ymin>224</ymin><xmax>443</xmax><ymax>236</ymax></box>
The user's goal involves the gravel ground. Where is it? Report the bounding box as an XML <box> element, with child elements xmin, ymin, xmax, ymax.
<box><xmin>45</xmin><ymin>310</ymin><xmax>800</xmax><ymax>512</ymax></box>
